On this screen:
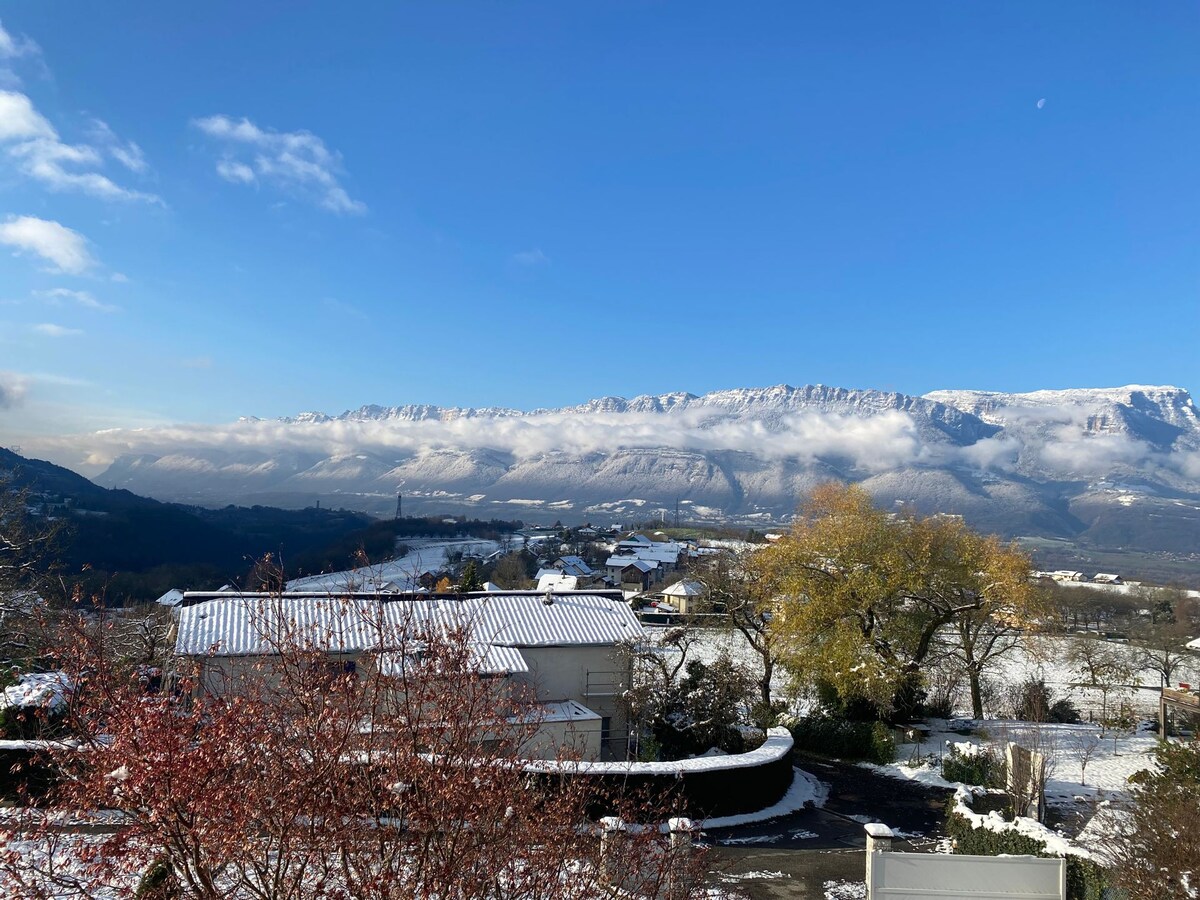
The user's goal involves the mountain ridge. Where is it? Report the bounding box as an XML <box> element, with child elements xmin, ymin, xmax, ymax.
<box><xmin>93</xmin><ymin>382</ymin><xmax>1200</xmax><ymax>554</ymax></box>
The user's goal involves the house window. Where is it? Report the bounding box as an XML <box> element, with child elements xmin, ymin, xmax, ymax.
<box><xmin>601</xmin><ymin>716</ymin><xmax>612</xmax><ymax>747</ymax></box>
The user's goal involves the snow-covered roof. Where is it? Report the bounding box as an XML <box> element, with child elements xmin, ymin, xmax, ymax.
<box><xmin>537</xmin><ymin>573</ymin><xmax>579</xmax><ymax>591</ymax></box>
<box><xmin>156</xmin><ymin>588</ymin><xmax>184</xmax><ymax>607</ymax></box>
<box><xmin>480</xmin><ymin>581</ymin><xmax>503</xmax><ymax>592</ymax></box>
<box><xmin>175</xmin><ymin>591</ymin><xmax>643</xmax><ymax>658</ymax></box>
<box><xmin>511</xmin><ymin>699</ymin><xmax>600</xmax><ymax>725</ymax></box>
<box><xmin>606</xmin><ymin>557</ymin><xmax>656</xmax><ymax>574</ymax></box>
<box><xmin>555</xmin><ymin>556</ymin><xmax>594</xmax><ymax>576</ymax></box>
<box><xmin>661</xmin><ymin>580</ymin><xmax>705</xmax><ymax>598</ymax></box>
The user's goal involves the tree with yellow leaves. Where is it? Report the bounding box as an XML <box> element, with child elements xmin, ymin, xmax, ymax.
<box><xmin>765</xmin><ymin>483</ymin><xmax>1036</xmax><ymax>719</ymax></box>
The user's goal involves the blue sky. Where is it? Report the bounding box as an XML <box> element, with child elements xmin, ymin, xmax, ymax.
<box><xmin>1</xmin><ymin>2</ymin><xmax>1197</xmax><ymax>445</ymax></box>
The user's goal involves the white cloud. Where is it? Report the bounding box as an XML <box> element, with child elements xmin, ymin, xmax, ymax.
<box><xmin>0</xmin><ymin>21</ymin><xmax>39</xmax><ymax>61</ymax></box>
<box><xmin>192</xmin><ymin>114</ymin><xmax>366</xmax><ymax>214</ymax></box>
<box><xmin>33</xmin><ymin>322</ymin><xmax>82</xmax><ymax>338</ymax></box>
<box><xmin>216</xmin><ymin>158</ymin><xmax>255</xmax><ymax>184</ymax></box>
<box><xmin>34</xmin><ymin>287</ymin><xmax>118</xmax><ymax>313</ymax></box>
<box><xmin>88</xmin><ymin>118</ymin><xmax>148</xmax><ymax>173</ymax></box>
<box><xmin>0</xmin><ymin>370</ymin><xmax>28</xmax><ymax>408</ymax></box>
<box><xmin>0</xmin><ymin>215</ymin><xmax>96</xmax><ymax>273</ymax></box>
<box><xmin>30</xmin><ymin>389</ymin><xmax>1200</xmax><ymax>496</ymax></box>
<box><xmin>0</xmin><ymin>90</ymin><xmax>159</xmax><ymax>203</ymax></box>
<box><xmin>0</xmin><ymin>89</ymin><xmax>54</xmax><ymax>141</ymax></box>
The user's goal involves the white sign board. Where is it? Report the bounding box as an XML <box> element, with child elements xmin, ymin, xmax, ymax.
<box><xmin>870</xmin><ymin>851</ymin><xmax>1065</xmax><ymax>900</ymax></box>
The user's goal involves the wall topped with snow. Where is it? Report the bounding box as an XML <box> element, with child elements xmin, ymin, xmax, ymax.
<box><xmin>525</xmin><ymin>727</ymin><xmax>796</xmax><ymax>820</ymax></box>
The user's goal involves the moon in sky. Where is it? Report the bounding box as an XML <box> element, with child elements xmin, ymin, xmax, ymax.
<box><xmin>1037</xmin><ymin>98</ymin><xmax>1046</xmax><ymax>109</ymax></box>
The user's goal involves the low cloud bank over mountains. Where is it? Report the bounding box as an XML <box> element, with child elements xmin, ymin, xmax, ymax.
<box><xmin>79</xmin><ymin>383</ymin><xmax>1200</xmax><ymax>549</ymax></box>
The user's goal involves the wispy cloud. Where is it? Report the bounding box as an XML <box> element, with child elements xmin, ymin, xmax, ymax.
<box><xmin>0</xmin><ymin>215</ymin><xmax>96</xmax><ymax>273</ymax></box>
<box><xmin>0</xmin><ymin>20</ymin><xmax>39</xmax><ymax>61</ymax></box>
<box><xmin>180</xmin><ymin>355</ymin><xmax>213</xmax><ymax>369</ymax></box>
<box><xmin>0</xmin><ymin>89</ymin><xmax>160</xmax><ymax>203</ymax></box>
<box><xmin>511</xmin><ymin>248</ymin><xmax>549</xmax><ymax>267</ymax></box>
<box><xmin>192</xmin><ymin>114</ymin><xmax>366</xmax><ymax>215</ymax></box>
<box><xmin>34</xmin><ymin>287</ymin><xmax>118</xmax><ymax>313</ymax></box>
<box><xmin>32</xmin><ymin>322</ymin><xmax>83</xmax><ymax>338</ymax></box>
<box><xmin>87</xmin><ymin>118</ymin><xmax>148</xmax><ymax>173</ymax></box>
<box><xmin>321</xmin><ymin>297</ymin><xmax>368</xmax><ymax>320</ymax></box>
<box><xmin>0</xmin><ymin>370</ymin><xmax>28</xmax><ymax>408</ymax></box>
<box><xmin>215</xmin><ymin>158</ymin><xmax>255</xmax><ymax>184</ymax></box>
<box><xmin>0</xmin><ymin>20</ymin><xmax>40</xmax><ymax>88</ymax></box>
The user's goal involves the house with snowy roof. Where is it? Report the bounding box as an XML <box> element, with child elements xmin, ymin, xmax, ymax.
<box><xmin>171</xmin><ymin>589</ymin><xmax>642</xmax><ymax>760</ymax></box>
<box><xmin>552</xmin><ymin>556</ymin><xmax>594</xmax><ymax>578</ymax></box>
<box><xmin>606</xmin><ymin>558</ymin><xmax>657</xmax><ymax>593</ymax></box>
<box><xmin>657</xmin><ymin>580</ymin><xmax>708</xmax><ymax>615</ymax></box>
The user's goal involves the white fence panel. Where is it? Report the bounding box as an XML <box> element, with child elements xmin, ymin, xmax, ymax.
<box><xmin>871</xmin><ymin>851</ymin><xmax>1065</xmax><ymax>899</ymax></box>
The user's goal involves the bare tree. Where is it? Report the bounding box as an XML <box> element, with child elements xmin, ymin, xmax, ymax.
<box><xmin>0</xmin><ymin>480</ymin><xmax>64</xmax><ymax>662</ymax></box>
<box><xmin>1067</xmin><ymin>729</ymin><xmax>1102</xmax><ymax>785</ymax></box>
<box><xmin>1132</xmin><ymin>588</ymin><xmax>1197</xmax><ymax>689</ymax></box>
<box><xmin>1</xmin><ymin>595</ymin><xmax>709</xmax><ymax>899</ymax></box>
<box><xmin>1068</xmin><ymin>636</ymin><xmax>1135</xmax><ymax>722</ymax></box>
<box><xmin>692</xmin><ymin>549</ymin><xmax>781</xmax><ymax>714</ymax></box>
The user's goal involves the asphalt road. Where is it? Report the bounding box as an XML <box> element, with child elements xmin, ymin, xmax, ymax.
<box><xmin>704</xmin><ymin>753</ymin><xmax>954</xmax><ymax>899</ymax></box>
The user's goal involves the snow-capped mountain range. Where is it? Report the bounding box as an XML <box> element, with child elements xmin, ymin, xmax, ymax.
<box><xmin>94</xmin><ymin>384</ymin><xmax>1200</xmax><ymax>550</ymax></box>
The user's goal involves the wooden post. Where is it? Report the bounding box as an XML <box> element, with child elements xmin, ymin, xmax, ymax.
<box><xmin>667</xmin><ymin>817</ymin><xmax>697</xmax><ymax>900</ymax></box>
<box><xmin>599</xmin><ymin>816</ymin><xmax>626</xmax><ymax>888</ymax></box>
<box><xmin>864</xmin><ymin>822</ymin><xmax>893</xmax><ymax>899</ymax></box>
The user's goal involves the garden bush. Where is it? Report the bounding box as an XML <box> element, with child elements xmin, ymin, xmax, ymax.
<box><xmin>945</xmin><ymin>801</ymin><xmax>1110</xmax><ymax>900</ymax></box>
<box><xmin>788</xmin><ymin>715</ymin><xmax>895</xmax><ymax>764</ymax></box>
<box><xmin>941</xmin><ymin>743</ymin><xmax>1004</xmax><ymax>788</ymax></box>
<box><xmin>1010</xmin><ymin>678</ymin><xmax>1080</xmax><ymax>723</ymax></box>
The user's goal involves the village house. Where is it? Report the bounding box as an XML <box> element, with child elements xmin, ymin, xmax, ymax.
<box><xmin>656</xmin><ymin>579</ymin><xmax>707</xmax><ymax>615</ymax></box>
<box><xmin>171</xmin><ymin>589</ymin><xmax>642</xmax><ymax>761</ymax></box>
<box><xmin>608</xmin><ymin>559</ymin><xmax>656</xmax><ymax>593</ymax></box>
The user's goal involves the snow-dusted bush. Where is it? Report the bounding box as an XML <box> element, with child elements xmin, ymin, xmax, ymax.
<box><xmin>944</xmin><ymin>788</ymin><xmax>1110</xmax><ymax>900</ymax></box>
<box><xmin>788</xmin><ymin>715</ymin><xmax>894</xmax><ymax>764</ymax></box>
<box><xmin>941</xmin><ymin>741</ymin><xmax>1004</xmax><ymax>788</ymax></box>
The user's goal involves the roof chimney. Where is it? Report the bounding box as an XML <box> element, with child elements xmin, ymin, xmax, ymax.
<box><xmin>543</xmin><ymin>587</ymin><xmax>554</xmax><ymax>606</ymax></box>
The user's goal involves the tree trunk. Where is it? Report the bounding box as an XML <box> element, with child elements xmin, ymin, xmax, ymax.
<box><xmin>969</xmin><ymin>668</ymin><xmax>984</xmax><ymax>719</ymax></box>
<box><xmin>760</xmin><ymin>656</ymin><xmax>773</xmax><ymax>710</ymax></box>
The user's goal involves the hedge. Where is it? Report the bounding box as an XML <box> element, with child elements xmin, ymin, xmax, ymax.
<box><xmin>787</xmin><ymin>715</ymin><xmax>895</xmax><ymax>764</ymax></box>
<box><xmin>944</xmin><ymin>802</ymin><xmax>1111</xmax><ymax>900</ymax></box>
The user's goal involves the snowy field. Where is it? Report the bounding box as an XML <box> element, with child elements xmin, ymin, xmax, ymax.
<box><xmin>871</xmin><ymin>719</ymin><xmax>1158</xmax><ymax>808</ymax></box>
<box><xmin>653</xmin><ymin>626</ymin><xmax>1197</xmax><ymax>722</ymax></box>
<box><xmin>287</xmin><ymin>537</ymin><xmax>502</xmax><ymax>591</ymax></box>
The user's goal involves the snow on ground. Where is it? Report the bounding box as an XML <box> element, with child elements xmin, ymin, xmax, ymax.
<box><xmin>703</xmin><ymin>767</ymin><xmax>828</xmax><ymax>830</ymax></box>
<box><xmin>872</xmin><ymin>718</ymin><xmax>1158</xmax><ymax>805</ymax></box>
<box><xmin>669</xmin><ymin>627</ymin><xmax>1193</xmax><ymax>723</ymax></box>
<box><xmin>823</xmin><ymin>880</ymin><xmax>867</xmax><ymax>900</ymax></box>
<box><xmin>990</xmin><ymin>634</ymin><xmax>1192</xmax><ymax>720</ymax></box>
<box><xmin>0</xmin><ymin>672</ymin><xmax>71</xmax><ymax>711</ymax></box>
<box><xmin>287</xmin><ymin>538</ymin><xmax>501</xmax><ymax>591</ymax></box>
<box><xmin>717</xmin><ymin>869</ymin><xmax>790</xmax><ymax>881</ymax></box>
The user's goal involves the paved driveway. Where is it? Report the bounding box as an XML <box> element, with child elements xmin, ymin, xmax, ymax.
<box><xmin>703</xmin><ymin>753</ymin><xmax>953</xmax><ymax>899</ymax></box>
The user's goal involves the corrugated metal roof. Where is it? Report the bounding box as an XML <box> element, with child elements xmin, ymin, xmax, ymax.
<box><xmin>376</xmin><ymin>644</ymin><xmax>529</xmax><ymax>677</ymax></box>
<box><xmin>175</xmin><ymin>592</ymin><xmax>642</xmax><ymax>658</ymax></box>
